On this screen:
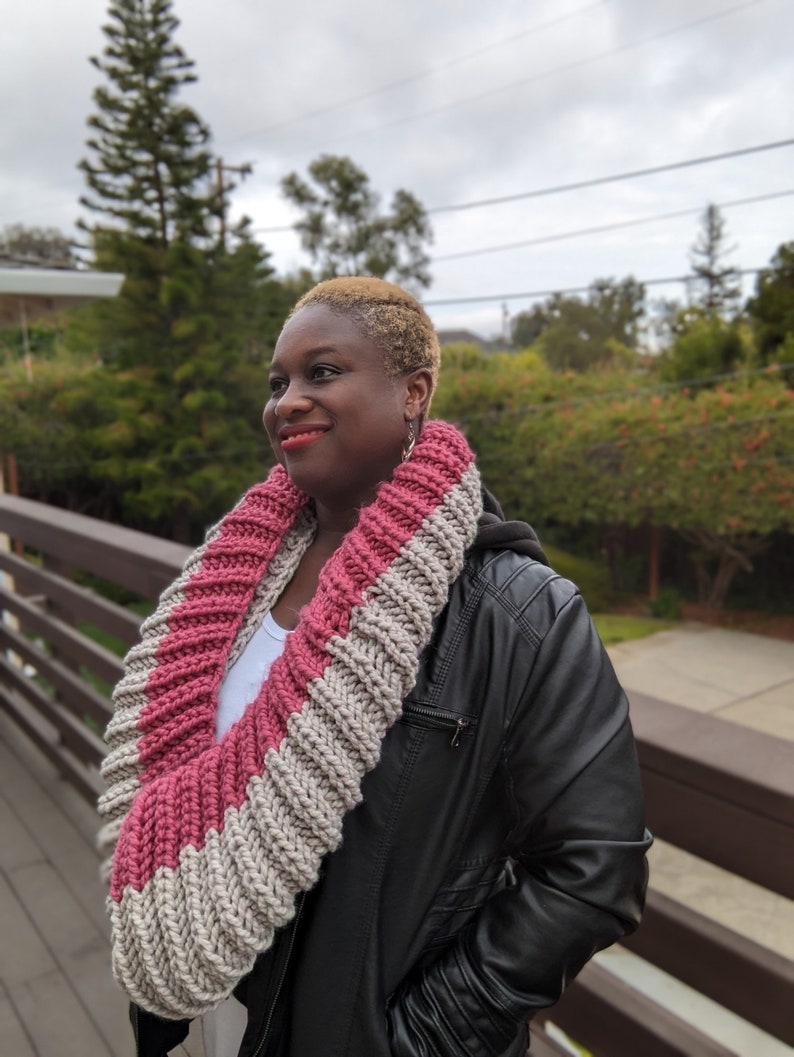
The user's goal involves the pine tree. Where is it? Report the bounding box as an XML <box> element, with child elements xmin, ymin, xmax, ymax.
<box><xmin>79</xmin><ymin>0</ymin><xmax>218</xmax><ymax>249</ymax></box>
<box><xmin>687</xmin><ymin>204</ymin><xmax>742</xmax><ymax>318</ymax></box>
<box><xmin>74</xmin><ymin>0</ymin><xmax>284</xmax><ymax>541</ymax></box>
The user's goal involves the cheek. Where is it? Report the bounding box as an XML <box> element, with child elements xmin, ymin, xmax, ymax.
<box><xmin>262</xmin><ymin>401</ymin><xmax>277</xmax><ymax>438</ymax></box>
<box><xmin>263</xmin><ymin>405</ymin><xmax>286</xmax><ymax>466</ymax></box>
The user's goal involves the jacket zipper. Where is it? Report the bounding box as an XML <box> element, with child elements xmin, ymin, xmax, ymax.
<box><xmin>251</xmin><ymin>893</ymin><xmax>305</xmax><ymax>1057</ymax></box>
<box><xmin>401</xmin><ymin>703</ymin><xmax>477</xmax><ymax>748</ymax></box>
<box><xmin>450</xmin><ymin>718</ymin><xmax>470</xmax><ymax>748</ymax></box>
<box><xmin>132</xmin><ymin>1005</ymin><xmax>140</xmax><ymax>1055</ymax></box>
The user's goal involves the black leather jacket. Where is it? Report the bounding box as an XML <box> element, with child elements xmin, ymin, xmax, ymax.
<box><xmin>134</xmin><ymin>528</ymin><xmax>651</xmax><ymax>1057</ymax></box>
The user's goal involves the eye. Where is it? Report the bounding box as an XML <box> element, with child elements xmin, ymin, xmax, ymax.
<box><xmin>311</xmin><ymin>364</ymin><xmax>340</xmax><ymax>381</ymax></box>
<box><xmin>268</xmin><ymin>377</ymin><xmax>287</xmax><ymax>395</ymax></box>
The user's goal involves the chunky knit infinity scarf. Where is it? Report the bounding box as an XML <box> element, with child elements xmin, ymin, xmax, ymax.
<box><xmin>98</xmin><ymin>420</ymin><xmax>482</xmax><ymax>1019</ymax></box>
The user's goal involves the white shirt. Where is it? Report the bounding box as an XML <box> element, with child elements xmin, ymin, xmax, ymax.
<box><xmin>205</xmin><ymin>609</ymin><xmax>290</xmax><ymax>1055</ymax></box>
<box><xmin>215</xmin><ymin>610</ymin><xmax>290</xmax><ymax>740</ymax></box>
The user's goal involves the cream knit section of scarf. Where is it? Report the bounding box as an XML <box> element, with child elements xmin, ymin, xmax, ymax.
<box><xmin>98</xmin><ymin>421</ymin><xmax>482</xmax><ymax>1019</ymax></box>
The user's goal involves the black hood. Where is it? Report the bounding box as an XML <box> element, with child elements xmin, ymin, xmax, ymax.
<box><xmin>471</xmin><ymin>488</ymin><xmax>549</xmax><ymax>565</ymax></box>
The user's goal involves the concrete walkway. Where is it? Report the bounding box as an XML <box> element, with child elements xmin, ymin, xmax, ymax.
<box><xmin>592</xmin><ymin>624</ymin><xmax>794</xmax><ymax>1057</ymax></box>
<box><xmin>608</xmin><ymin>622</ymin><xmax>794</xmax><ymax>742</ymax></box>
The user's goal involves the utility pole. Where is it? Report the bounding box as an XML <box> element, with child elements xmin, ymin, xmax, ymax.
<box><xmin>19</xmin><ymin>300</ymin><xmax>33</xmax><ymax>382</ymax></box>
<box><xmin>215</xmin><ymin>158</ymin><xmax>253</xmax><ymax>248</ymax></box>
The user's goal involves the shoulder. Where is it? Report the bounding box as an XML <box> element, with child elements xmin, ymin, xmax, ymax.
<box><xmin>460</xmin><ymin>547</ymin><xmax>584</xmax><ymax>645</ymax></box>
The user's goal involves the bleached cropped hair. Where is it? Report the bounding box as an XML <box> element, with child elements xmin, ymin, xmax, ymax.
<box><xmin>288</xmin><ymin>276</ymin><xmax>440</xmax><ymax>386</ymax></box>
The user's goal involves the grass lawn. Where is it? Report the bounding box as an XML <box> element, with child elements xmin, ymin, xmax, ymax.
<box><xmin>592</xmin><ymin>613</ymin><xmax>674</xmax><ymax>646</ymax></box>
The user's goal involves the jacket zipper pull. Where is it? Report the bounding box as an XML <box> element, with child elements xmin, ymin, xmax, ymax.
<box><xmin>451</xmin><ymin>718</ymin><xmax>469</xmax><ymax>748</ymax></box>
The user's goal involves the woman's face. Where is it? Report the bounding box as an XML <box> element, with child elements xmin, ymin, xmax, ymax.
<box><xmin>264</xmin><ymin>305</ymin><xmax>422</xmax><ymax>514</ymax></box>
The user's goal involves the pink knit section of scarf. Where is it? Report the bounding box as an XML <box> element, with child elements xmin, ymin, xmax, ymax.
<box><xmin>109</xmin><ymin>422</ymin><xmax>473</xmax><ymax>901</ymax></box>
<box><xmin>137</xmin><ymin>476</ymin><xmax>305</xmax><ymax>781</ymax></box>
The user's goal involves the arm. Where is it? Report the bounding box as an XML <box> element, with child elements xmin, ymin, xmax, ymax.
<box><xmin>388</xmin><ymin>589</ymin><xmax>651</xmax><ymax>1057</ymax></box>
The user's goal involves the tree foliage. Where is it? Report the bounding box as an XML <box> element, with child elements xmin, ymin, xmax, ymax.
<box><xmin>510</xmin><ymin>304</ymin><xmax>548</xmax><ymax>349</ymax></box>
<box><xmin>687</xmin><ymin>204</ymin><xmax>742</xmax><ymax>318</ymax></box>
<box><xmin>281</xmin><ymin>154</ymin><xmax>433</xmax><ymax>289</ymax></box>
<box><xmin>510</xmin><ymin>277</ymin><xmax>644</xmax><ymax>371</ymax></box>
<box><xmin>0</xmin><ymin>345</ymin><xmax>275</xmax><ymax>535</ymax></box>
<box><xmin>433</xmin><ymin>355</ymin><xmax>793</xmax><ymax>608</ymax></box>
<box><xmin>70</xmin><ymin>0</ymin><xmax>284</xmax><ymax>540</ymax></box>
<box><xmin>0</xmin><ymin>320</ymin><xmax>63</xmax><ymax>364</ymax></box>
<box><xmin>747</xmin><ymin>241</ymin><xmax>794</xmax><ymax>365</ymax></box>
<box><xmin>657</xmin><ymin>309</ymin><xmax>747</xmax><ymax>384</ymax></box>
<box><xmin>0</xmin><ymin>224</ymin><xmax>77</xmax><ymax>267</ymax></box>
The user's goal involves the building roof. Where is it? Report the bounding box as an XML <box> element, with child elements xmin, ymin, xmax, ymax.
<box><xmin>0</xmin><ymin>267</ymin><xmax>125</xmax><ymax>325</ymax></box>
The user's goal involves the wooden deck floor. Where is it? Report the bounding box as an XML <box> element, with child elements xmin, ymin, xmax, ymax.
<box><xmin>0</xmin><ymin>713</ymin><xmax>563</xmax><ymax>1057</ymax></box>
<box><xmin>0</xmin><ymin>714</ymin><xmax>205</xmax><ymax>1057</ymax></box>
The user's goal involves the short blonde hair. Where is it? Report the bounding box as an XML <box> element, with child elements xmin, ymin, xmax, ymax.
<box><xmin>288</xmin><ymin>276</ymin><xmax>440</xmax><ymax>385</ymax></box>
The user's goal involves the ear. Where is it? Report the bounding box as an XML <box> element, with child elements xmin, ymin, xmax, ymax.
<box><xmin>403</xmin><ymin>368</ymin><xmax>434</xmax><ymax>420</ymax></box>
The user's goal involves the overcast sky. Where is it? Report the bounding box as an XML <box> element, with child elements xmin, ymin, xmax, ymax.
<box><xmin>2</xmin><ymin>0</ymin><xmax>792</xmax><ymax>338</ymax></box>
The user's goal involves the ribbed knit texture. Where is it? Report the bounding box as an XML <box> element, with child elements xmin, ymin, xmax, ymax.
<box><xmin>98</xmin><ymin>421</ymin><xmax>482</xmax><ymax>1019</ymax></box>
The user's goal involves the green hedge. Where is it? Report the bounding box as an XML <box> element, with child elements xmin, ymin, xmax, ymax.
<box><xmin>542</xmin><ymin>544</ymin><xmax>615</xmax><ymax>612</ymax></box>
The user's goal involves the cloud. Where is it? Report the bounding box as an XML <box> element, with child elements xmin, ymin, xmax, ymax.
<box><xmin>2</xmin><ymin>0</ymin><xmax>791</xmax><ymax>336</ymax></box>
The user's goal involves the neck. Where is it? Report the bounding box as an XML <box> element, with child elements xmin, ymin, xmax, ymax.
<box><xmin>313</xmin><ymin>499</ymin><xmax>365</xmax><ymax>539</ymax></box>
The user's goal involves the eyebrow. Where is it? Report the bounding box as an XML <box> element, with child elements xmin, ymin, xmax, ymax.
<box><xmin>269</xmin><ymin>344</ymin><xmax>346</xmax><ymax>371</ymax></box>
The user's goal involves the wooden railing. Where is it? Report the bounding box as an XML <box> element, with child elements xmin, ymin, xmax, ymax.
<box><xmin>542</xmin><ymin>693</ymin><xmax>793</xmax><ymax>1056</ymax></box>
<box><xmin>0</xmin><ymin>493</ymin><xmax>188</xmax><ymax>802</ymax></box>
<box><xmin>1</xmin><ymin>493</ymin><xmax>791</xmax><ymax>1057</ymax></box>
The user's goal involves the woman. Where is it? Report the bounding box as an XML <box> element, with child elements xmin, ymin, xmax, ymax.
<box><xmin>98</xmin><ymin>276</ymin><xmax>651</xmax><ymax>1057</ymax></box>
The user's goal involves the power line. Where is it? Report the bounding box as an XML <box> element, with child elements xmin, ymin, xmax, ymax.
<box><xmin>431</xmin><ymin>190</ymin><xmax>794</xmax><ymax>262</ymax></box>
<box><xmin>222</xmin><ymin>2</ymin><xmax>607</xmax><ymax>147</ymax></box>
<box><xmin>282</xmin><ymin>0</ymin><xmax>766</xmax><ymax>161</ymax></box>
<box><xmin>423</xmin><ymin>269</ymin><xmax>767</xmax><ymax>307</ymax></box>
<box><xmin>241</xmin><ymin>0</ymin><xmax>769</xmax><ymax>236</ymax></box>
<box><xmin>251</xmin><ymin>223</ymin><xmax>295</xmax><ymax>235</ymax></box>
<box><xmin>251</xmin><ymin>140</ymin><xmax>793</xmax><ymax>235</ymax></box>
<box><xmin>428</xmin><ymin>139</ymin><xmax>794</xmax><ymax>215</ymax></box>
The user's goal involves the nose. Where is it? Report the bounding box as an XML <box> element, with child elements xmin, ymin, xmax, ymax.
<box><xmin>269</xmin><ymin>379</ymin><xmax>313</xmax><ymax>419</ymax></box>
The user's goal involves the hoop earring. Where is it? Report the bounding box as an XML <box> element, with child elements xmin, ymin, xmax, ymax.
<box><xmin>401</xmin><ymin>420</ymin><xmax>416</xmax><ymax>462</ymax></box>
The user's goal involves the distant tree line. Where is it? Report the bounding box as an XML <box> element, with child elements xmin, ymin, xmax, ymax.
<box><xmin>439</xmin><ymin>219</ymin><xmax>793</xmax><ymax>609</ymax></box>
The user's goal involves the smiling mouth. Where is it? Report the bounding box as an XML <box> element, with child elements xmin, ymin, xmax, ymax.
<box><xmin>278</xmin><ymin>428</ymin><xmax>329</xmax><ymax>452</ymax></box>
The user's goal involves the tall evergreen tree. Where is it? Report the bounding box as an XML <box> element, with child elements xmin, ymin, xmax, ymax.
<box><xmin>79</xmin><ymin>0</ymin><xmax>218</xmax><ymax>249</ymax></box>
<box><xmin>687</xmin><ymin>204</ymin><xmax>742</xmax><ymax>318</ymax></box>
<box><xmin>75</xmin><ymin>0</ymin><xmax>284</xmax><ymax>541</ymax></box>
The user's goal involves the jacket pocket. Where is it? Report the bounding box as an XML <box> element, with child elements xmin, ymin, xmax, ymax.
<box><xmin>419</xmin><ymin>858</ymin><xmax>511</xmax><ymax>955</ymax></box>
<box><xmin>399</xmin><ymin>702</ymin><xmax>478</xmax><ymax>748</ymax></box>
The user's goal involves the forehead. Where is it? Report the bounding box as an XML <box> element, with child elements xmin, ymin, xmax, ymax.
<box><xmin>273</xmin><ymin>304</ymin><xmax>381</xmax><ymax>363</ymax></box>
